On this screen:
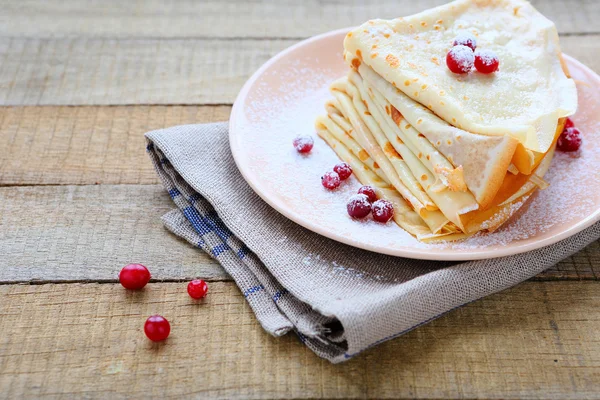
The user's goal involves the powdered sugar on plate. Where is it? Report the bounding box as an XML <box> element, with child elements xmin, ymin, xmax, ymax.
<box><xmin>230</xmin><ymin>30</ymin><xmax>600</xmax><ymax>259</ymax></box>
<box><xmin>429</xmin><ymin>86</ymin><xmax>600</xmax><ymax>251</ymax></box>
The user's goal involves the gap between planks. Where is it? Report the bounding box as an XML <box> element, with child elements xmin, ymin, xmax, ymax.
<box><xmin>0</xmin><ymin>281</ymin><xmax>599</xmax><ymax>399</ymax></box>
<box><xmin>0</xmin><ymin>105</ymin><xmax>232</xmax><ymax>186</ymax></box>
<box><xmin>2</xmin><ymin>31</ymin><xmax>598</xmax><ymax>42</ymax></box>
<box><xmin>0</xmin><ymin>184</ymin><xmax>228</xmax><ymax>283</ymax></box>
<box><xmin>0</xmin><ymin>105</ymin><xmax>598</xmax><ymax>282</ymax></box>
<box><xmin>0</xmin><ymin>184</ymin><xmax>599</xmax><ymax>283</ymax></box>
<box><xmin>0</xmin><ymin>0</ymin><xmax>597</xmax><ymax>38</ymax></box>
<box><xmin>0</xmin><ymin>35</ymin><xmax>597</xmax><ymax>105</ymax></box>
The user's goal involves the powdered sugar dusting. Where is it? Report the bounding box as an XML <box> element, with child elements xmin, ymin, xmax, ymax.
<box><xmin>453</xmin><ymin>32</ymin><xmax>477</xmax><ymax>50</ymax></box>
<box><xmin>449</xmin><ymin>45</ymin><xmax>475</xmax><ymax>70</ymax></box>
<box><xmin>237</xmin><ymin>46</ymin><xmax>417</xmax><ymax>250</ymax></box>
<box><xmin>425</xmin><ymin>80</ymin><xmax>600</xmax><ymax>250</ymax></box>
<box><xmin>475</xmin><ymin>49</ymin><xmax>498</xmax><ymax>64</ymax></box>
<box><xmin>232</xmin><ymin>33</ymin><xmax>600</xmax><ymax>259</ymax></box>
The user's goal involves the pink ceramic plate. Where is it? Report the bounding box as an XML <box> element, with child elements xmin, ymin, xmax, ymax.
<box><xmin>229</xmin><ymin>28</ymin><xmax>600</xmax><ymax>261</ymax></box>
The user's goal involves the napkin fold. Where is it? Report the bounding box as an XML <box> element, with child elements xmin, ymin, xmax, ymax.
<box><xmin>146</xmin><ymin>122</ymin><xmax>600</xmax><ymax>363</ymax></box>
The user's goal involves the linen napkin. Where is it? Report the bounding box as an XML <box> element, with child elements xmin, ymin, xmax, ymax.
<box><xmin>146</xmin><ymin>122</ymin><xmax>600</xmax><ymax>363</ymax></box>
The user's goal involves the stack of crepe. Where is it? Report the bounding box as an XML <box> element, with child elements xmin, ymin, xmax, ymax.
<box><xmin>316</xmin><ymin>0</ymin><xmax>577</xmax><ymax>242</ymax></box>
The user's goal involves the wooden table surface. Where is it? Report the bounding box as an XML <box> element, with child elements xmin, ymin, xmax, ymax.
<box><xmin>1</xmin><ymin>1</ymin><xmax>599</xmax><ymax>398</ymax></box>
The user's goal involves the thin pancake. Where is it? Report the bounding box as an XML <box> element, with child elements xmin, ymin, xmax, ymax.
<box><xmin>343</xmin><ymin>0</ymin><xmax>577</xmax><ymax>154</ymax></box>
<box><xmin>357</xmin><ymin>62</ymin><xmax>519</xmax><ymax>208</ymax></box>
<box><xmin>316</xmin><ymin>122</ymin><xmax>461</xmax><ymax>238</ymax></box>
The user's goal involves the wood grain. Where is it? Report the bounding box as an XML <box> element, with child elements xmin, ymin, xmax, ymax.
<box><xmin>0</xmin><ymin>0</ymin><xmax>596</xmax><ymax>39</ymax></box>
<box><xmin>0</xmin><ymin>185</ymin><xmax>598</xmax><ymax>283</ymax></box>
<box><xmin>0</xmin><ymin>185</ymin><xmax>227</xmax><ymax>283</ymax></box>
<box><xmin>0</xmin><ymin>281</ymin><xmax>598</xmax><ymax>399</ymax></box>
<box><xmin>1</xmin><ymin>104</ymin><xmax>599</xmax><ymax>280</ymax></box>
<box><xmin>0</xmin><ymin>106</ymin><xmax>230</xmax><ymax>185</ymax></box>
<box><xmin>0</xmin><ymin>38</ymin><xmax>291</xmax><ymax>105</ymax></box>
<box><xmin>0</xmin><ymin>35</ymin><xmax>596</xmax><ymax>106</ymax></box>
<box><xmin>0</xmin><ymin>0</ymin><xmax>597</xmax><ymax>397</ymax></box>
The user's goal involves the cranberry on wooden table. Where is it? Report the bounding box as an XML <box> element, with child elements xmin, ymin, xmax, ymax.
<box><xmin>187</xmin><ymin>279</ymin><xmax>208</xmax><ymax>299</ymax></box>
<box><xmin>144</xmin><ymin>315</ymin><xmax>171</xmax><ymax>342</ymax></box>
<box><xmin>119</xmin><ymin>264</ymin><xmax>151</xmax><ymax>290</ymax></box>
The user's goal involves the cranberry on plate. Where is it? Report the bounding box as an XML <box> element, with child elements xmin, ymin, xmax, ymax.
<box><xmin>347</xmin><ymin>194</ymin><xmax>372</xmax><ymax>219</ymax></box>
<box><xmin>333</xmin><ymin>162</ymin><xmax>353</xmax><ymax>180</ymax></box>
<box><xmin>557</xmin><ymin>127</ymin><xmax>582</xmax><ymax>152</ymax></box>
<box><xmin>357</xmin><ymin>185</ymin><xmax>378</xmax><ymax>203</ymax></box>
<box><xmin>372</xmin><ymin>199</ymin><xmax>394</xmax><ymax>223</ymax></box>
<box><xmin>293</xmin><ymin>135</ymin><xmax>314</xmax><ymax>154</ymax></box>
<box><xmin>564</xmin><ymin>117</ymin><xmax>574</xmax><ymax>129</ymax></box>
<box><xmin>321</xmin><ymin>171</ymin><xmax>341</xmax><ymax>190</ymax></box>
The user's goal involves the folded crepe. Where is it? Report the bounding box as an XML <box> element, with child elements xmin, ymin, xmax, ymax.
<box><xmin>316</xmin><ymin>0</ymin><xmax>577</xmax><ymax>241</ymax></box>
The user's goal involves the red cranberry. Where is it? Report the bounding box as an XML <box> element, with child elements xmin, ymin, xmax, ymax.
<box><xmin>333</xmin><ymin>162</ymin><xmax>353</xmax><ymax>180</ymax></box>
<box><xmin>372</xmin><ymin>200</ymin><xmax>394</xmax><ymax>223</ymax></box>
<box><xmin>446</xmin><ymin>45</ymin><xmax>474</xmax><ymax>74</ymax></box>
<box><xmin>564</xmin><ymin>117</ymin><xmax>574</xmax><ymax>129</ymax></box>
<box><xmin>119</xmin><ymin>264</ymin><xmax>151</xmax><ymax>290</ymax></box>
<box><xmin>474</xmin><ymin>49</ymin><xmax>499</xmax><ymax>74</ymax></box>
<box><xmin>293</xmin><ymin>136</ymin><xmax>314</xmax><ymax>153</ymax></box>
<box><xmin>187</xmin><ymin>279</ymin><xmax>208</xmax><ymax>299</ymax></box>
<box><xmin>357</xmin><ymin>185</ymin><xmax>378</xmax><ymax>203</ymax></box>
<box><xmin>347</xmin><ymin>194</ymin><xmax>372</xmax><ymax>219</ymax></box>
<box><xmin>453</xmin><ymin>32</ymin><xmax>477</xmax><ymax>51</ymax></box>
<box><xmin>144</xmin><ymin>315</ymin><xmax>171</xmax><ymax>342</ymax></box>
<box><xmin>321</xmin><ymin>171</ymin><xmax>341</xmax><ymax>190</ymax></box>
<box><xmin>557</xmin><ymin>127</ymin><xmax>582</xmax><ymax>152</ymax></box>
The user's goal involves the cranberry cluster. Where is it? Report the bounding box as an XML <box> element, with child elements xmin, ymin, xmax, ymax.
<box><xmin>446</xmin><ymin>32</ymin><xmax>499</xmax><ymax>74</ymax></box>
<box><xmin>322</xmin><ymin>162</ymin><xmax>353</xmax><ymax>189</ymax></box>
<box><xmin>347</xmin><ymin>186</ymin><xmax>394</xmax><ymax>223</ymax></box>
<box><xmin>118</xmin><ymin>263</ymin><xmax>208</xmax><ymax>342</ymax></box>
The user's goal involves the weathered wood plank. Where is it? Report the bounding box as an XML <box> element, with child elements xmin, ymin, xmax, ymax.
<box><xmin>0</xmin><ymin>0</ymin><xmax>596</xmax><ymax>39</ymax></box>
<box><xmin>561</xmin><ymin>35</ymin><xmax>600</xmax><ymax>75</ymax></box>
<box><xmin>0</xmin><ymin>38</ymin><xmax>292</xmax><ymax>105</ymax></box>
<box><xmin>0</xmin><ymin>185</ymin><xmax>598</xmax><ymax>282</ymax></box>
<box><xmin>534</xmin><ymin>240</ymin><xmax>600</xmax><ymax>281</ymax></box>
<box><xmin>0</xmin><ymin>281</ymin><xmax>598</xmax><ymax>399</ymax></box>
<box><xmin>0</xmin><ymin>35</ymin><xmax>596</xmax><ymax>106</ymax></box>
<box><xmin>0</xmin><ymin>185</ymin><xmax>227</xmax><ymax>282</ymax></box>
<box><xmin>0</xmin><ymin>106</ymin><xmax>231</xmax><ymax>185</ymax></box>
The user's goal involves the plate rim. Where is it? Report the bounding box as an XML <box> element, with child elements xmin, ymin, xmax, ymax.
<box><xmin>229</xmin><ymin>28</ymin><xmax>600</xmax><ymax>261</ymax></box>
